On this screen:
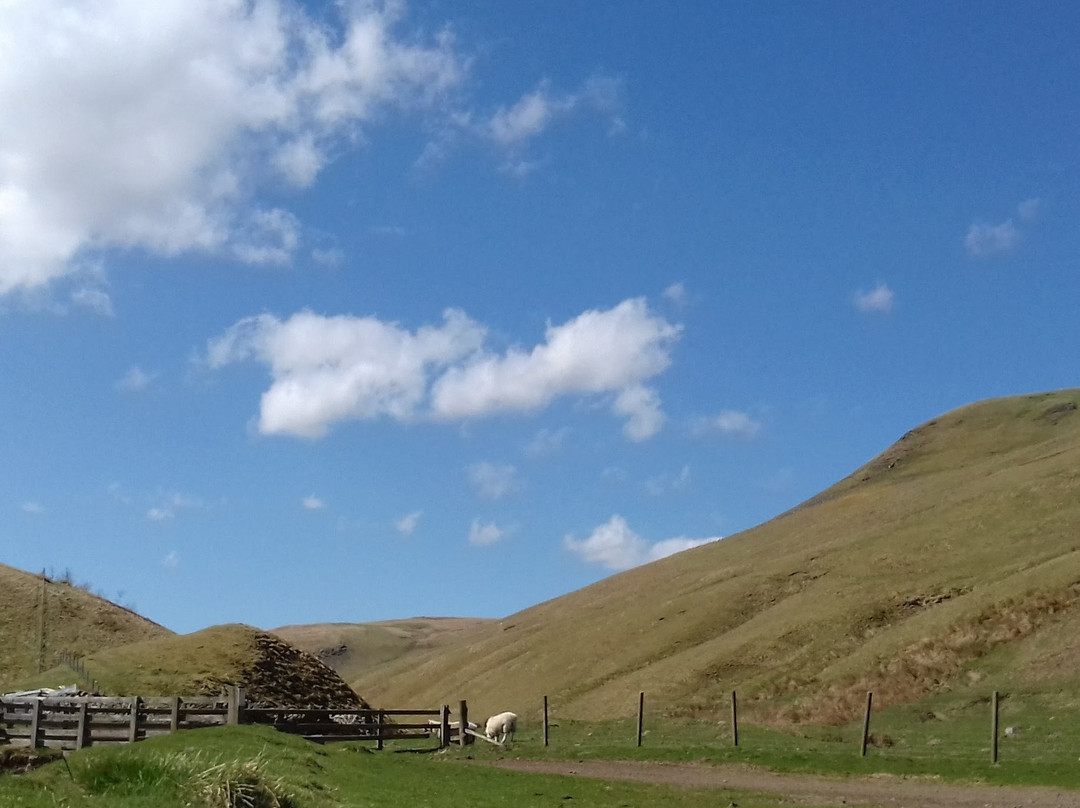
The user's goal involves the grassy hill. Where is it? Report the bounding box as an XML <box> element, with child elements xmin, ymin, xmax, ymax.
<box><xmin>0</xmin><ymin>566</ymin><xmax>366</xmax><ymax>708</ymax></box>
<box><xmin>344</xmin><ymin>389</ymin><xmax>1080</xmax><ymax>724</ymax></box>
<box><xmin>68</xmin><ymin>624</ymin><xmax>369</xmax><ymax>708</ymax></box>
<box><xmin>271</xmin><ymin>617</ymin><xmax>496</xmax><ymax>683</ymax></box>
<box><xmin>0</xmin><ymin>564</ymin><xmax>171</xmax><ymax>691</ymax></box>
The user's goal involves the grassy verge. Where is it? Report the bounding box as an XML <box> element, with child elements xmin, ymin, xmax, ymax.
<box><xmin>0</xmin><ymin>725</ymin><xmax>828</xmax><ymax>808</ymax></box>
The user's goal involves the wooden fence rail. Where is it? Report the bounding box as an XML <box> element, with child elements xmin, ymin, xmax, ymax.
<box><xmin>1</xmin><ymin>690</ymin><xmax>457</xmax><ymax>751</ymax></box>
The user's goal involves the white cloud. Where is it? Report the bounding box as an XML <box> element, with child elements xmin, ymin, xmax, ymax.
<box><xmin>0</xmin><ymin>0</ymin><xmax>466</xmax><ymax>296</ymax></box>
<box><xmin>115</xmin><ymin>366</ymin><xmax>155</xmax><ymax>393</ymax></box>
<box><xmin>162</xmin><ymin>551</ymin><xmax>180</xmax><ymax>570</ymax></box>
<box><xmin>692</xmin><ymin>410</ymin><xmax>762</xmax><ymax>440</ymax></box>
<box><xmin>395</xmin><ymin>510</ymin><xmax>422</xmax><ymax>536</ymax></box>
<box><xmin>209</xmin><ymin>297</ymin><xmax>680</xmax><ymax>440</ymax></box>
<box><xmin>965</xmin><ymin>220</ymin><xmax>1019</xmax><ymax>257</ymax></box>
<box><xmin>207</xmin><ymin>308</ymin><xmax>487</xmax><ymax>437</ymax></box>
<box><xmin>486</xmin><ymin>75</ymin><xmax>621</xmax><ymax>146</ymax></box>
<box><xmin>20</xmin><ymin>501</ymin><xmax>43</xmax><ymax>514</ymax></box>
<box><xmin>469</xmin><ymin>518</ymin><xmax>508</xmax><ymax>546</ymax></box>
<box><xmin>564</xmin><ymin>515</ymin><xmax>720</xmax><ymax>571</ymax></box>
<box><xmin>468</xmin><ymin>462</ymin><xmax>518</xmax><ymax>500</ymax></box>
<box><xmin>613</xmin><ymin>384</ymin><xmax>666</xmax><ymax>441</ymax></box>
<box><xmin>852</xmin><ymin>282</ymin><xmax>894</xmax><ymax>314</ymax></box>
<box><xmin>302</xmin><ymin>495</ymin><xmax>325</xmax><ymax>510</ymax></box>
<box><xmin>431</xmin><ymin>298</ymin><xmax>680</xmax><ymax>438</ymax></box>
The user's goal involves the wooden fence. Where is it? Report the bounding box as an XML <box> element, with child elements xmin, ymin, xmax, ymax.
<box><xmin>0</xmin><ymin>688</ymin><xmax>467</xmax><ymax>751</ymax></box>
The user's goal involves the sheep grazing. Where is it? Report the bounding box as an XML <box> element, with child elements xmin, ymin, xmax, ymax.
<box><xmin>485</xmin><ymin>711</ymin><xmax>518</xmax><ymax>744</ymax></box>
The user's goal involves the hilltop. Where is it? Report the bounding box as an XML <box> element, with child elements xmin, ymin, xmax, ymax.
<box><xmin>0</xmin><ymin>565</ymin><xmax>171</xmax><ymax>691</ymax></box>
<box><xmin>341</xmin><ymin>389</ymin><xmax>1080</xmax><ymax>723</ymax></box>
<box><xmin>73</xmin><ymin>624</ymin><xmax>368</xmax><ymax>708</ymax></box>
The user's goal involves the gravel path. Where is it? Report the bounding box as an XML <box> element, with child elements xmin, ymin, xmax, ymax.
<box><xmin>476</xmin><ymin>758</ymin><xmax>1080</xmax><ymax>808</ymax></box>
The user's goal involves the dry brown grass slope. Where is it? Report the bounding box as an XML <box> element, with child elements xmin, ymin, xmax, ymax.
<box><xmin>271</xmin><ymin>618</ymin><xmax>496</xmax><ymax>684</ymax></box>
<box><xmin>0</xmin><ymin>564</ymin><xmax>171</xmax><ymax>690</ymax></box>
<box><xmin>348</xmin><ymin>389</ymin><xmax>1080</xmax><ymax>724</ymax></box>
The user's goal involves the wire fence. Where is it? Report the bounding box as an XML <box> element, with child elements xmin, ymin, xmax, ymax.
<box><xmin>524</xmin><ymin>689</ymin><xmax>1080</xmax><ymax>772</ymax></box>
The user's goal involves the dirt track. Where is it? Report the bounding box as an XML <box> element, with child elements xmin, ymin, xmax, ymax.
<box><xmin>478</xmin><ymin>758</ymin><xmax>1080</xmax><ymax>808</ymax></box>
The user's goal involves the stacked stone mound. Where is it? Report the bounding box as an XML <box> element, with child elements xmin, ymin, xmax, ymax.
<box><xmin>196</xmin><ymin>631</ymin><xmax>371</xmax><ymax>709</ymax></box>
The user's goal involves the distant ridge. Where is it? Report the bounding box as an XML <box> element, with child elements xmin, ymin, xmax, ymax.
<box><xmin>339</xmin><ymin>389</ymin><xmax>1080</xmax><ymax>724</ymax></box>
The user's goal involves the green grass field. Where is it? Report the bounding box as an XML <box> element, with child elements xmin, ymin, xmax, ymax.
<box><xmin>474</xmin><ymin>690</ymin><xmax>1080</xmax><ymax>790</ymax></box>
<box><xmin>0</xmin><ymin>725</ymin><xmax>829</xmax><ymax>808</ymax></box>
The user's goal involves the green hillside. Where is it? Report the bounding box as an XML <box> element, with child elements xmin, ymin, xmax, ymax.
<box><xmin>346</xmin><ymin>389</ymin><xmax>1080</xmax><ymax>724</ymax></box>
<box><xmin>0</xmin><ymin>565</ymin><xmax>171</xmax><ymax>691</ymax></box>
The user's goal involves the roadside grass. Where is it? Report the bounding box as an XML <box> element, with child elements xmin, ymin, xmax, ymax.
<box><xmin>454</xmin><ymin>691</ymin><xmax>1080</xmax><ymax>790</ymax></box>
<box><xmin>0</xmin><ymin>725</ymin><xmax>832</xmax><ymax>808</ymax></box>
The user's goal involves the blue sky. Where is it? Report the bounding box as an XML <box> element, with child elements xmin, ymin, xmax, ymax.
<box><xmin>2</xmin><ymin>1</ymin><xmax>1078</xmax><ymax>634</ymax></box>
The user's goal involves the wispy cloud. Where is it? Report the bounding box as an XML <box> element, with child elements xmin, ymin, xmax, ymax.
<box><xmin>395</xmin><ymin>511</ymin><xmax>422</xmax><ymax>536</ymax></box>
<box><xmin>302</xmin><ymin>495</ymin><xmax>325</xmax><ymax>511</ymax></box>
<box><xmin>21</xmin><ymin>501</ymin><xmax>43</xmax><ymax>515</ymax></box>
<box><xmin>852</xmin><ymin>282</ymin><xmax>894</xmax><ymax>314</ymax></box>
<box><xmin>115</xmin><ymin>365</ymin><xmax>156</xmax><ymax>393</ymax></box>
<box><xmin>146</xmin><ymin>492</ymin><xmax>202</xmax><ymax>522</ymax></box>
<box><xmin>162</xmin><ymin>551</ymin><xmax>180</xmax><ymax>570</ymax></box>
<box><xmin>71</xmin><ymin>287</ymin><xmax>114</xmax><ymax>317</ymax></box>
<box><xmin>662</xmin><ymin>282</ymin><xmax>687</xmax><ymax>306</ymax></box>
<box><xmin>525</xmin><ymin>427</ymin><xmax>571</xmax><ymax>458</ymax></box>
<box><xmin>691</xmin><ymin>410</ymin><xmax>762</xmax><ymax>440</ymax></box>
<box><xmin>468</xmin><ymin>462</ymin><xmax>519</xmax><ymax>501</ymax></box>
<box><xmin>965</xmin><ymin>198</ymin><xmax>1041</xmax><ymax>258</ymax></box>
<box><xmin>564</xmin><ymin>515</ymin><xmax>720</xmax><ymax>571</ymax></box>
<box><xmin>469</xmin><ymin>519</ymin><xmax>510</xmax><ymax>547</ymax></box>
<box><xmin>311</xmin><ymin>248</ymin><xmax>345</xmax><ymax>268</ymax></box>
<box><xmin>486</xmin><ymin>75</ymin><xmax>623</xmax><ymax>148</ymax></box>
<box><xmin>644</xmin><ymin>465</ymin><xmax>691</xmax><ymax>496</ymax></box>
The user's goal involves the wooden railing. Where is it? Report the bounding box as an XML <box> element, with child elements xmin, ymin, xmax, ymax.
<box><xmin>0</xmin><ymin>695</ymin><xmax>231</xmax><ymax>750</ymax></box>
<box><xmin>0</xmin><ymin>689</ymin><xmax>465</xmax><ymax>751</ymax></box>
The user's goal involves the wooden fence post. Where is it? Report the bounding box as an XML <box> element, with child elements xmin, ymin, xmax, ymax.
<box><xmin>459</xmin><ymin>700</ymin><xmax>469</xmax><ymax>748</ymax></box>
<box><xmin>859</xmin><ymin>691</ymin><xmax>873</xmax><ymax>757</ymax></box>
<box><xmin>170</xmin><ymin>696</ymin><xmax>181</xmax><ymax>734</ymax></box>
<box><xmin>227</xmin><ymin>687</ymin><xmax>239</xmax><ymax>725</ymax></box>
<box><xmin>76</xmin><ymin>701</ymin><xmax>89</xmax><ymax>750</ymax></box>
<box><xmin>543</xmin><ymin>695</ymin><xmax>549</xmax><ymax>747</ymax></box>
<box><xmin>731</xmin><ymin>690</ymin><xmax>739</xmax><ymax>747</ymax></box>
<box><xmin>128</xmin><ymin>697</ymin><xmax>141</xmax><ymax>743</ymax></box>
<box><xmin>29</xmin><ymin>699</ymin><xmax>43</xmax><ymax>750</ymax></box>
<box><xmin>636</xmin><ymin>691</ymin><xmax>645</xmax><ymax>747</ymax></box>
<box><xmin>440</xmin><ymin>704</ymin><xmax>450</xmax><ymax>749</ymax></box>
<box><xmin>991</xmin><ymin>690</ymin><xmax>1000</xmax><ymax>764</ymax></box>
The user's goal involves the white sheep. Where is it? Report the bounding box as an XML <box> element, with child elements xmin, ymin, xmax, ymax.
<box><xmin>484</xmin><ymin>711</ymin><xmax>518</xmax><ymax>744</ymax></box>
